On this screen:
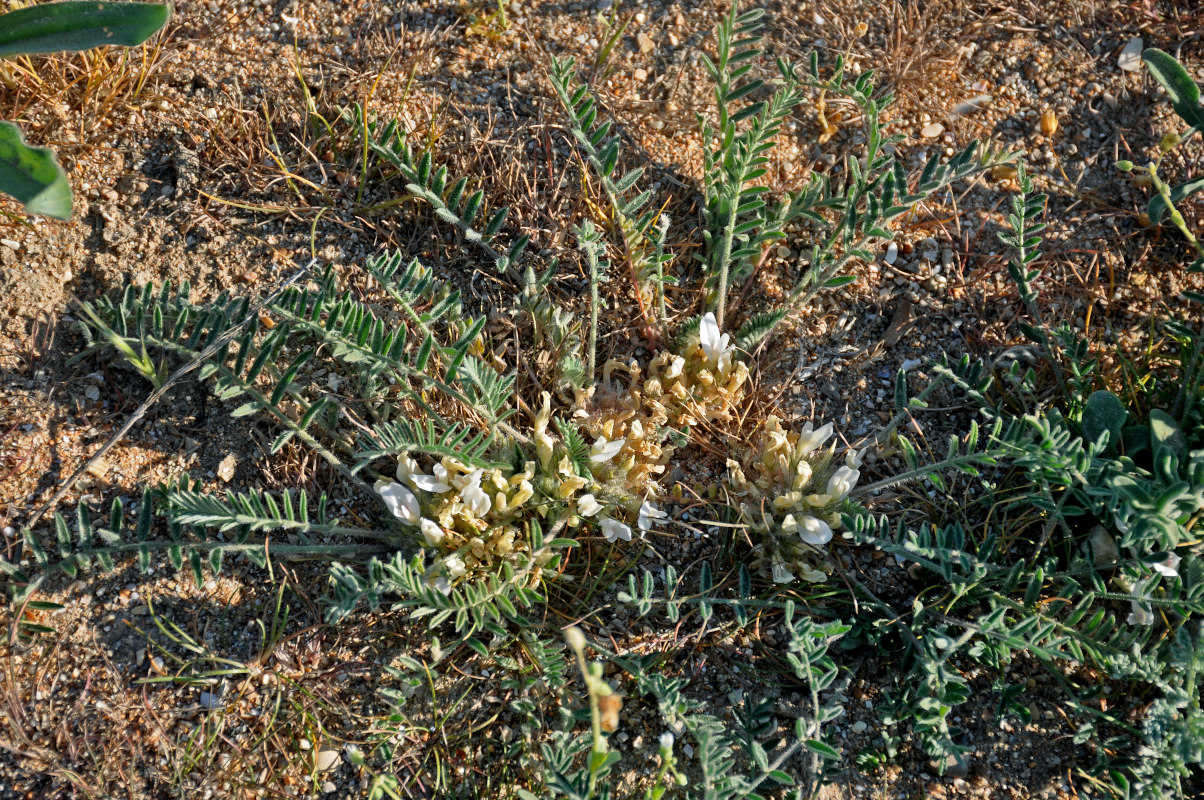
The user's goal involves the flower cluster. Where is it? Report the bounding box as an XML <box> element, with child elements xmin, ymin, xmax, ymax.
<box><xmin>375</xmin><ymin>455</ymin><xmax>550</xmax><ymax>593</ymax></box>
<box><xmin>724</xmin><ymin>415</ymin><xmax>863</xmax><ymax>584</ymax></box>
<box><xmin>574</xmin><ymin>313</ymin><xmax>751</xmax><ymax>494</ymax></box>
<box><xmin>374</xmin><ymin>392</ymin><xmax>669</xmax><ymax>593</ymax></box>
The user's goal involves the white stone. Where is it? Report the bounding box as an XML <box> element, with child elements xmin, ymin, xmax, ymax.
<box><xmin>1119</xmin><ymin>37</ymin><xmax>1143</xmax><ymax>72</ymax></box>
<box><xmin>884</xmin><ymin>242</ymin><xmax>898</xmax><ymax>265</ymax></box>
<box><xmin>314</xmin><ymin>749</ymin><xmax>340</xmax><ymax>772</ymax></box>
<box><xmin>950</xmin><ymin>95</ymin><xmax>992</xmax><ymax>116</ymax></box>
<box><xmin>920</xmin><ymin>122</ymin><xmax>944</xmax><ymax>138</ymax></box>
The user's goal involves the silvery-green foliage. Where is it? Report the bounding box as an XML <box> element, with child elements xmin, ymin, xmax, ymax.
<box><xmin>342</xmin><ymin>102</ymin><xmax>529</xmax><ymax>273</ymax></box>
<box><xmin>550</xmin><ymin>1</ymin><xmax>1010</xmax><ymax>346</ymax></box>
<box><xmin>32</xmin><ymin>242</ymin><xmax>538</xmax><ymax>629</ymax></box>
<box><xmin>615</xmin><ymin>564</ymin><xmax>847</xmax><ymax>799</ymax></box>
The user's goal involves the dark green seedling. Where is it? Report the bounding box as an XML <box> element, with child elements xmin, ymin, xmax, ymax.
<box><xmin>0</xmin><ymin>2</ymin><xmax>171</xmax><ymax>219</ymax></box>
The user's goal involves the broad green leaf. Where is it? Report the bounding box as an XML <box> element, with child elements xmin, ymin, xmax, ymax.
<box><xmin>0</xmin><ymin>2</ymin><xmax>171</xmax><ymax>58</ymax></box>
<box><xmin>1143</xmin><ymin>48</ymin><xmax>1204</xmax><ymax>130</ymax></box>
<box><xmin>0</xmin><ymin>121</ymin><xmax>71</xmax><ymax>219</ymax></box>
<box><xmin>1147</xmin><ymin>175</ymin><xmax>1204</xmax><ymax>223</ymax></box>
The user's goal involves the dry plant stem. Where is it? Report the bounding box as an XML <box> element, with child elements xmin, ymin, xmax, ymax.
<box><xmin>19</xmin><ymin>263</ymin><xmax>315</xmax><ymax>538</ymax></box>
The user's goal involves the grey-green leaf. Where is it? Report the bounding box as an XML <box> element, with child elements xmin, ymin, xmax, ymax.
<box><xmin>0</xmin><ymin>121</ymin><xmax>72</xmax><ymax>219</ymax></box>
<box><xmin>1081</xmin><ymin>390</ymin><xmax>1127</xmax><ymax>448</ymax></box>
<box><xmin>1148</xmin><ymin>408</ymin><xmax>1186</xmax><ymax>460</ymax></box>
<box><xmin>0</xmin><ymin>1</ymin><xmax>171</xmax><ymax>58</ymax></box>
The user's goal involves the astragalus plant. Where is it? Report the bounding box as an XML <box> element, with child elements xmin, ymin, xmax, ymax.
<box><xmin>5</xmin><ymin>2</ymin><xmax>1059</xmax><ymax>797</ymax></box>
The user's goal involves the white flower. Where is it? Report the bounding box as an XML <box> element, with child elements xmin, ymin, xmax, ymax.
<box><xmin>664</xmin><ymin>355</ymin><xmax>685</xmax><ymax>380</ymax></box>
<box><xmin>444</xmin><ymin>554</ymin><xmax>467</xmax><ymax>578</ymax></box>
<box><xmin>1127</xmin><ymin>579</ymin><xmax>1155</xmax><ymax>626</ymax></box>
<box><xmin>1128</xmin><ymin>603</ymin><xmax>1155</xmax><ymax>626</ymax></box>
<box><xmin>771</xmin><ymin>563</ymin><xmax>795</xmax><ymax>584</ymax></box>
<box><xmin>591</xmin><ymin>436</ymin><xmax>626</xmax><ymax>463</ymax></box>
<box><xmin>659</xmin><ymin>732</ymin><xmax>675</xmax><ymax>752</ymax></box>
<box><xmin>394</xmin><ymin>454</ymin><xmax>420</xmax><ymax>487</ymax></box>
<box><xmin>533</xmin><ymin>392</ymin><xmax>555</xmax><ymax>470</ymax></box>
<box><xmin>412</xmin><ymin>463</ymin><xmax>452</xmax><ymax>493</ymax></box>
<box><xmin>826</xmin><ymin>466</ymin><xmax>859</xmax><ymax>502</ymax></box>
<box><xmin>796</xmin><ymin>420</ymin><xmax>834</xmax><ymax>456</ymax></box>
<box><xmin>460</xmin><ymin>470</ymin><xmax>492</xmax><ymax>516</ymax></box>
<box><xmin>791</xmin><ymin>460</ymin><xmax>813</xmax><ymax>490</ymax></box>
<box><xmin>699</xmin><ymin>312</ymin><xmax>734</xmax><ymax>371</ymax></box>
<box><xmin>376</xmin><ymin>481</ymin><xmax>421</xmax><ymax>525</ymax></box>
<box><xmin>638</xmin><ymin>500</ymin><xmax>668</xmax><ymax>532</ymax></box>
<box><xmin>577</xmin><ymin>493</ymin><xmax>603</xmax><ymax>517</ymax></box>
<box><xmin>433</xmin><ymin>576</ymin><xmax>453</xmax><ymax>596</ymax></box>
<box><xmin>600</xmin><ymin>518</ymin><xmax>633</xmax><ymax>543</ymax></box>
<box><xmin>419</xmin><ymin>518</ymin><xmax>445</xmax><ymax>547</ymax></box>
<box><xmin>1150</xmin><ymin>552</ymin><xmax>1181</xmax><ymax>578</ymax></box>
<box><xmin>797</xmin><ymin>515</ymin><xmax>833</xmax><ymax>546</ymax></box>
<box><xmin>846</xmin><ymin>448</ymin><xmax>866</xmax><ymax>469</ymax></box>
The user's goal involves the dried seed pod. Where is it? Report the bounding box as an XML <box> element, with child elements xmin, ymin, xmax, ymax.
<box><xmin>1039</xmin><ymin>108</ymin><xmax>1058</xmax><ymax>137</ymax></box>
<box><xmin>598</xmin><ymin>693</ymin><xmax>623</xmax><ymax>732</ymax></box>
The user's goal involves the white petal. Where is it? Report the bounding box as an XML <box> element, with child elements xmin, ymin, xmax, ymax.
<box><xmin>797</xmin><ymin>421</ymin><xmax>834</xmax><ymax>455</ymax></box>
<box><xmin>444</xmin><ymin>555</ymin><xmax>467</xmax><ymax>578</ymax></box>
<box><xmin>460</xmin><ymin>470</ymin><xmax>492</xmax><ymax>516</ymax></box>
<box><xmin>638</xmin><ymin>500</ymin><xmax>668</xmax><ymax>531</ymax></box>
<box><xmin>1149</xmin><ymin>552</ymin><xmax>1181</xmax><ymax>577</ymax></box>
<box><xmin>600</xmin><ymin>518</ymin><xmax>633</xmax><ymax>543</ymax></box>
<box><xmin>664</xmin><ymin>355</ymin><xmax>685</xmax><ymax>379</ymax></box>
<box><xmin>591</xmin><ymin>436</ymin><xmax>626</xmax><ymax>463</ymax></box>
<box><xmin>699</xmin><ymin>312</ymin><xmax>730</xmax><ymax>366</ymax></box>
<box><xmin>420</xmin><ymin>518</ymin><xmax>445</xmax><ymax>547</ymax></box>
<box><xmin>412</xmin><ymin>471</ymin><xmax>451</xmax><ymax>493</ymax></box>
<box><xmin>377</xmin><ymin>481</ymin><xmax>421</xmax><ymax>525</ymax></box>
<box><xmin>771</xmin><ymin>563</ymin><xmax>795</xmax><ymax>584</ymax></box>
<box><xmin>826</xmin><ymin>466</ymin><xmax>859</xmax><ymax>501</ymax></box>
<box><xmin>798</xmin><ymin>516</ymin><xmax>833</xmax><ymax>546</ymax></box>
<box><xmin>395</xmin><ymin>455</ymin><xmax>420</xmax><ymax>487</ymax></box>
<box><xmin>1127</xmin><ymin>603</ymin><xmax>1155</xmax><ymax>626</ymax></box>
<box><xmin>578</xmin><ymin>493</ymin><xmax>603</xmax><ymax>517</ymax></box>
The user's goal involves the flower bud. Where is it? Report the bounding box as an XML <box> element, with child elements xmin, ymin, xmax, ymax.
<box><xmin>564</xmin><ymin>626</ymin><xmax>586</xmax><ymax>654</ymax></box>
<box><xmin>1159</xmin><ymin>132</ymin><xmax>1182</xmax><ymax>152</ymax></box>
<box><xmin>1115</xmin><ymin>160</ymin><xmax>1134</xmax><ymax>172</ymax></box>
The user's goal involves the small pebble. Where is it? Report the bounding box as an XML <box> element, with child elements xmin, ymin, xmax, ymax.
<box><xmin>851</xmin><ymin>720</ymin><xmax>869</xmax><ymax>734</ymax></box>
<box><xmin>1118</xmin><ymin>36</ymin><xmax>1143</xmax><ymax>72</ymax></box>
<box><xmin>950</xmin><ymin>95</ymin><xmax>992</xmax><ymax>116</ymax></box>
<box><xmin>920</xmin><ymin>122</ymin><xmax>944</xmax><ymax>138</ymax></box>
<box><xmin>314</xmin><ymin>749</ymin><xmax>340</xmax><ymax>772</ymax></box>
